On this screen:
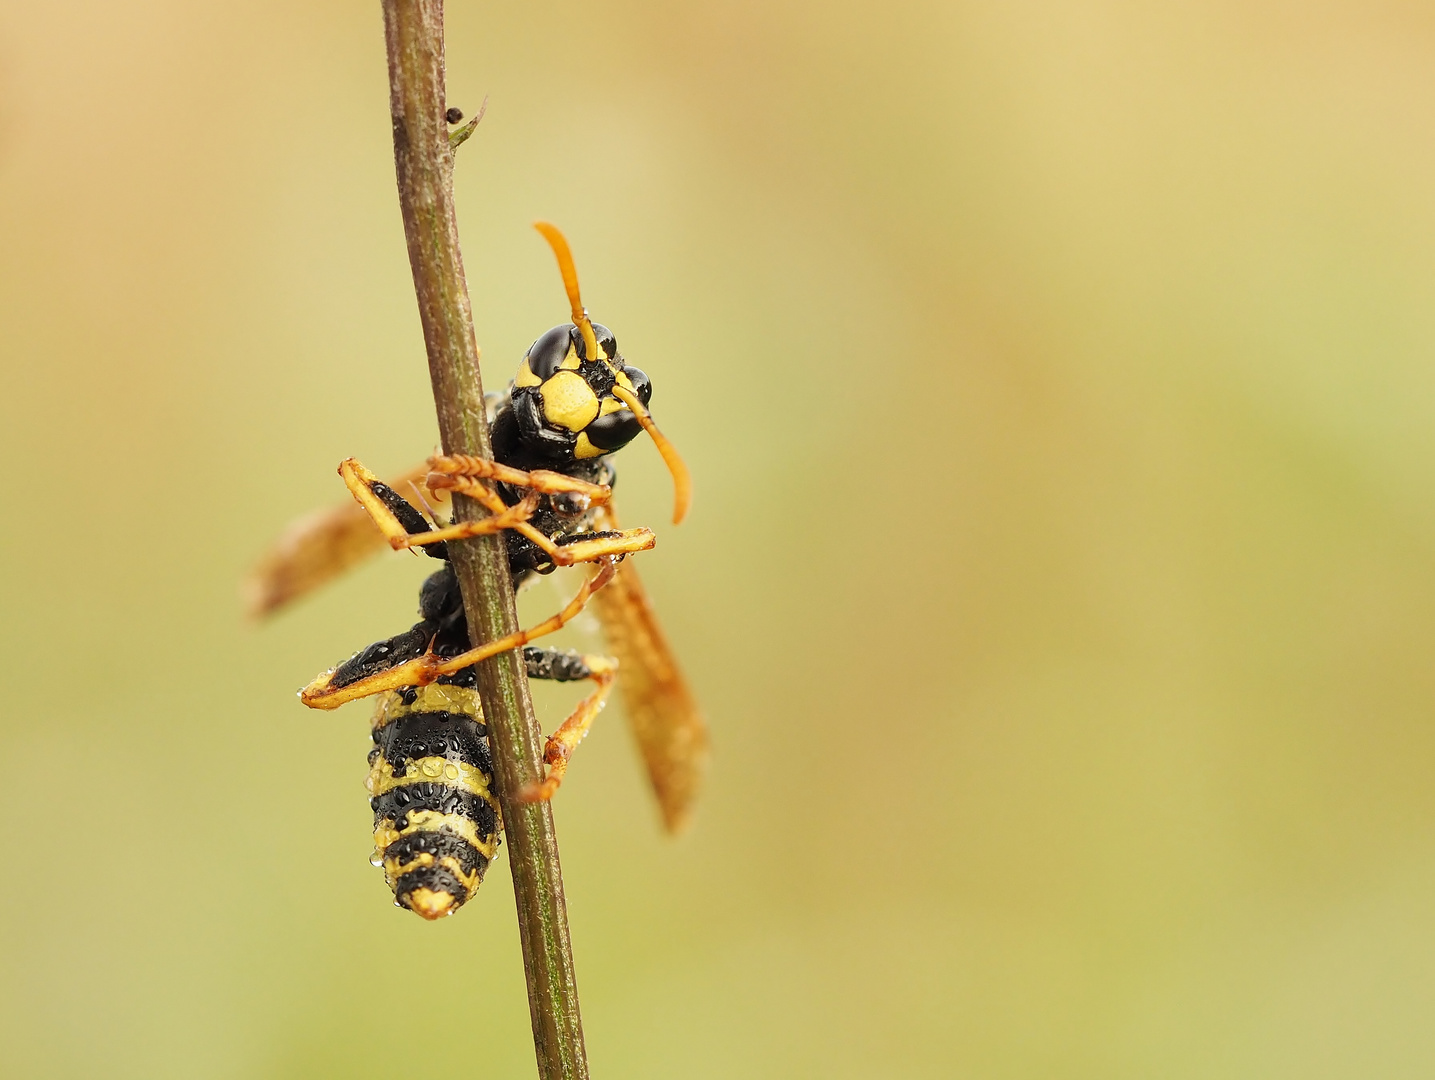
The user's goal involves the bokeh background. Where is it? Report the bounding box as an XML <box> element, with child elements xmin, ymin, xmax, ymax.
<box><xmin>3</xmin><ymin>1</ymin><xmax>1435</xmax><ymax>1076</ymax></box>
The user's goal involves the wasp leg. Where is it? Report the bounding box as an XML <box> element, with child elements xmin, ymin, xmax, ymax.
<box><xmin>503</xmin><ymin>521</ymin><xmax>654</xmax><ymax>568</ymax></box>
<box><xmin>516</xmin><ymin>653</ymin><xmax>619</xmax><ymax>803</ymax></box>
<box><xmin>568</xmin><ymin>505</ymin><xmax>658</xmax><ymax>560</ymax></box>
<box><xmin>329</xmin><ymin>621</ymin><xmax>438</xmax><ymax>689</ymax></box>
<box><xmin>427</xmin><ymin>454</ymin><xmax>612</xmax><ymax>504</ymax></box>
<box><xmin>540</xmin><ymin>526</ymin><xmax>657</xmax><ymax>566</ymax></box>
<box><xmin>406</xmin><ymin>494</ymin><xmax>540</xmax><ymax>546</ymax></box>
<box><xmin>431</xmin><ymin>469</ymin><xmax>651</xmax><ymax>568</ymax></box>
<box><xmin>421</xmin><ymin>462</ymin><xmax>651</xmax><ymax>568</ymax></box>
<box><xmin>340</xmin><ymin>458</ymin><xmax>538</xmax><ymax>551</ymax></box>
<box><xmin>300</xmin><ymin>558</ymin><xmax>619</xmax><ymax>709</ymax></box>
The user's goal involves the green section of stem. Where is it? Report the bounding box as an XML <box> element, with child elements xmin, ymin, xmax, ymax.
<box><xmin>379</xmin><ymin>3</ymin><xmax>589</xmax><ymax>1078</ymax></box>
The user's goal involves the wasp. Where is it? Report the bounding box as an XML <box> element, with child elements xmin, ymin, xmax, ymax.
<box><xmin>247</xmin><ymin>223</ymin><xmax>706</xmax><ymax>920</ymax></box>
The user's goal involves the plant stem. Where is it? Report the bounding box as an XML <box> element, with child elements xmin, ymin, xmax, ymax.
<box><xmin>380</xmin><ymin>3</ymin><xmax>589</xmax><ymax>1077</ymax></box>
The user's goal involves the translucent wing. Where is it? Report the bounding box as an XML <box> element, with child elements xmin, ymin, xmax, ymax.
<box><xmin>591</xmin><ymin>506</ymin><xmax>708</xmax><ymax>833</ymax></box>
<box><xmin>244</xmin><ymin>463</ymin><xmax>447</xmax><ymax>618</ymax></box>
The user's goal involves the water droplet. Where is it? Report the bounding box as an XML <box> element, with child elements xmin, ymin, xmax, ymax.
<box><xmin>369</xmin><ymin>850</ymin><xmax>384</xmax><ymax>867</ymax></box>
<box><xmin>422</xmin><ymin>760</ymin><xmax>443</xmax><ymax>778</ymax></box>
<box><xmin>444</xmin><ymin>763</ymin><xmax>459</xmax><ymax>780</ymax></box>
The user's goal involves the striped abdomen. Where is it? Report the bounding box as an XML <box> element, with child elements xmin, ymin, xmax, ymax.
<box><xmin>366</xmin><ymin>683</ymin><xmax>501</xmax><ymax>919</ymax></box>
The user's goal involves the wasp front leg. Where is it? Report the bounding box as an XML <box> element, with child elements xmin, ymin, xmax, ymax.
<box><xmin>339</xmin><ymin>458</ymin><xmax>538</xmax><ymax>551</ymax></box>
<box><xmin>427</xmin><ymin>457</ymin><xmax>654</xmax><ymax>567</ymax></box>
<box><xmin>427</xmin><ymin>453</ymin><xmax>613</xmax><ymax>504</ymax></box>
<box><xmin>503</xmin><ymin>526</ymin><xmax>658</xmax><ymax>581</ymax></box>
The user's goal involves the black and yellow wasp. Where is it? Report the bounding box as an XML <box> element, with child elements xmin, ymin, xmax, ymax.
<box><xmin>247</xmin><ymin>223</ymin><xmax>706</xmax><ymax>920</ymax></box>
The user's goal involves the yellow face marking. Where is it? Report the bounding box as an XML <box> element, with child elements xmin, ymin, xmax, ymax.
<box><xmin>540</xmin><ymin>370</ymin><xmax>601</xmax><ymax>432</ymax></box>
<box><xmin>559</xmin><ymin>343</ymin><xmax>581</xmax><ymax>370</ymax></box>
<box><xmin>373</xmin><ymin>812</ymin><xmax>501</xmax><ymax>860</ymax></box>
<box><xmin>372</xmin><ymin>684</ymin><xmax>482</xmax><ymax>731</ymax></box>
<box><xmin>598</xmin><ymin>396</ymin><xmax>626</xmax><ymax>417</ymax></box>
<box><xmin>366</xmin><ymin>755</ymin><xmax>494</xmax><ymax>800</ymax></box>
<box><xmin>574</xmin><ymin>431</ymin><xmax>604</xmax><ymax>459</ymax></box>
<box><xmin>515</xmin><ymin>357</ymin><xmax>541</xmax><ymax>388</ymax></box>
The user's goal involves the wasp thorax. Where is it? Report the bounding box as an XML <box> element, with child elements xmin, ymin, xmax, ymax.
<box><xmin>513</xmin><ymin>322</ymin><xmax>653</xmax><ymax>460</ymax></box>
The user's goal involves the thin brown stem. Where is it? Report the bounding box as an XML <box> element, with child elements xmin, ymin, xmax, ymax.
<box><xmin>379</xmin><ymin>3</ymin><xmax>589</xmax><ymax>1077</ymax></box>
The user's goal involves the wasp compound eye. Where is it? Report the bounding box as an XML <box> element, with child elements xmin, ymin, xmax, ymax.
<box><xmin>584</xmin><ymin>407</ymin><xmax>643</xmax><ymax>452</ymax></box>
<box><xmin>621</xmin><ymin>365</ymin><xmax>652</xmax><ymax>407</ymax></box>
<box><xmin>526</xmin><ymin>324</ymin><xmax>572</xmax><ymax>379</ymax></box>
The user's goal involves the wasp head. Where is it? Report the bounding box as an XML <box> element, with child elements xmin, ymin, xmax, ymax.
<box><xmin>512</xmin><ymin>321</ymin><xmax>653</xmax><ymax>461</ymax></box>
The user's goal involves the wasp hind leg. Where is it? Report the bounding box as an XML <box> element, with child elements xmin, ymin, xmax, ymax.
<box><xmin>299</xmin><ymin>558</ymin><xmax>620</xmax><ymax>710</ymax></box>
<box><xmin>517</xmin><ymin>649</ymin><xmax>619</xmax><ymax>803</ymax></box>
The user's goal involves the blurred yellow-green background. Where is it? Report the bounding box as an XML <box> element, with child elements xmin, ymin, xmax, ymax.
<box><xmin>4</xmin><ymin>1</ymin><xmax>1435</xmax><ymax>1076</ymax></box>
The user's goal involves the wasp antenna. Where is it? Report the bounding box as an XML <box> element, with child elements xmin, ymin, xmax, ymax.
<box><xmin>534</xmin><ymin>220</ymin><xmax>689</xmax><ymax>522</ymax></box>
<box><xmin>610</xmin><ymin>384</ymin><xmax>693</xmax><ymax>525</ymax></box>
<box><xmin>534</xmin><ymin>221</ymin><xmax>601</xmax><ymax>364</ymax></box>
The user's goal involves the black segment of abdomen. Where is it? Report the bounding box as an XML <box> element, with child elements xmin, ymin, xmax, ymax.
<box><xmin>383</xmin><ymin>828</ymin><xmax>489</xmax><ymax>879</ymax></box>
<box><xmin>373</xmin><ymin>709</ymin><xmax>492</xmax><ymax>775</ymax></box>
<box><xmin>371</xmin><ymin>783</ymin><xmax>498</xmax><ymax>838</ymax></box>
<box><xmin>393</xmin><ymin>865</ymin><xmax>474</xmax><ymax>906</ymax></box>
